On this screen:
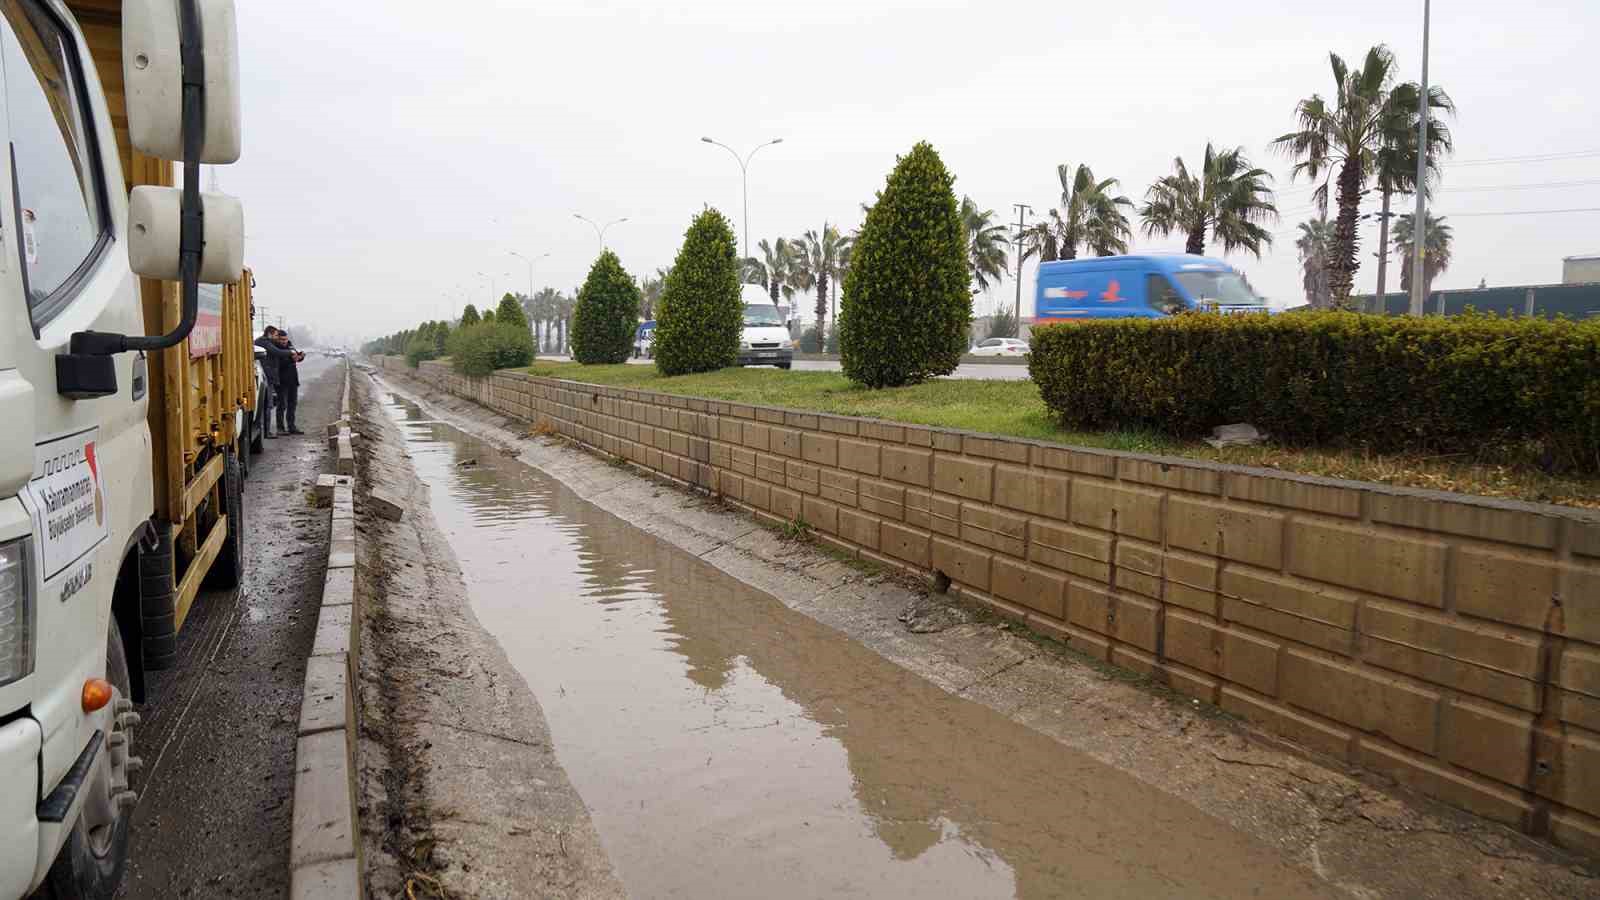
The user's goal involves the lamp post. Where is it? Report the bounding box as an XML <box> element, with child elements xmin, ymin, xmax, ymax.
<box><xmin>700</xmin><ymin>136</ymin><xmax>783</xmax><ymax>260</ymax></box>
<box><xmin>476</xmin><ymin>270</ymin><xmax>506</xmax><ymax>303</ymax></box>
<box><xmin>510</xmin><ymin>251</ymin><xmax>549</xmax><ymax>297</ymax></box>
<box><xmin>574</xmin><ymin>214</ymin><xmax>628</xmax><ymax>255</ymax></box>
<box><xmin>1408</xmin><ymin>0</ymin><xmax>1432</xmax><ymax>317</ymax></box>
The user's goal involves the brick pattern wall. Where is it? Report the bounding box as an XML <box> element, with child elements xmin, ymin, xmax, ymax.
<box><xmin>378</xmin><ymin>357</ymin><xmax>1600</xmax><ymax>856</ymax></box>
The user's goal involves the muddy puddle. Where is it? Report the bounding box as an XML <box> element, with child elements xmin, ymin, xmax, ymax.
<box><xmin>382</xmin><ymin>393</ymin><xmax>1331</xmax><ymax>900</ymax></box>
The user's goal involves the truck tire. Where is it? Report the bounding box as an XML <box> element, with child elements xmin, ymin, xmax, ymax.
<box><xmin>203</xmin><ymin>450</ymin><xmax>245</xmax><ymax>590</ymax></box>
<box><xmin>137</xmin><ymin>523</ymin><xmax>177</xmax><ymax>671</ymax></box>
<box><xmin>237</xmin><ymin>433</ymin><xmax>250</xmax><ymax>481</ymax></box>
<box><xmin>39</xmin><ymin>624</ymin><xmax>134</xmax><ymax>899</ymax></box>
<box><xmin>248</xmin><ymin>410</ymin><xmax>264</xmax><ymax>455</ymax></box>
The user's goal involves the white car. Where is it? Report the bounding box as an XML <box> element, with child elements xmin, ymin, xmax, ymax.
<box><xmin>970</xmin><ymin>338</ymin><xmax>1029</xmax><ymax>357</ymax></box>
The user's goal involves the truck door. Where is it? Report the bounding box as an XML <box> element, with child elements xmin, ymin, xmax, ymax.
<box><xmin>0</xmin><ymin>0</ymin><xmax>151</xmax><ymax>802</ymax></box>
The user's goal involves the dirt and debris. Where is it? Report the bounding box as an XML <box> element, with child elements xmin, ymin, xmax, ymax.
<box><xmin>116</xmin><ymin>358</ymin><xmax>342</xmax><ymax>899</ymax></box>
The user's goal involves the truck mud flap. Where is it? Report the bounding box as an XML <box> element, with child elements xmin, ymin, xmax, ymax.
<box><xmin>138</xmin><ymin>522</ymin><xmax>178</xmax><ymax>670</ymax></box>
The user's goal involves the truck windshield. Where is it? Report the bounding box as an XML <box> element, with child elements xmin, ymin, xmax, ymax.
<box><xmin>1173</xmin><ymin>271</ymin><xmax>1263</xmax><ymax>306</ymax></box>
<box><xmin>743</xmin><ymin>304</ymin><xmax>784</xmax><ymax>326</ymax></box>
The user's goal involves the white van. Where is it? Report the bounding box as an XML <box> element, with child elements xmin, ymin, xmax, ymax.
<box><xmin>738</xmin><ymin>285</ymin><xmax>794</xmax><ymax>369</ymax></box>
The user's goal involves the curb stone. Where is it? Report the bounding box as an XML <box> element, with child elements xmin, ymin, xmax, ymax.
<box><xmin>290</xmin><ymin>360</ymin><xmax>363</xmax><ymax>898</ymax></box>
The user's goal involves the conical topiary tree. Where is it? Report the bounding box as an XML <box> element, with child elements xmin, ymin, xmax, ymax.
<box><xmin>481</xmin><ymin>308</ymin><xmax>495</xmax><ymax>323</ymax></box>
<box><xmin>654</xmin><ymin>208</ymin><xmax>741</xmax><ymax>375</ymax></box>
<box><xmin>570</xmin><ymin>250</ymin><xmax>641</xmax><ymax>364</ymax></box>
<box><xmin>840</xmin><ymin>142</ymin><xmax>969</xmax><ymax>387</ymax></box>
<box><xmin>460</xmin><ymin>304</ymin><xmax>481</xmax><ymax>326</ymax></box>
<box><xmin>495</xmin><ymin>293</ymin><xmax>528</xmax><ymax>330</ymax></box>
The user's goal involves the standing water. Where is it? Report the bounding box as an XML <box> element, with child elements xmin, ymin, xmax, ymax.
<box><xmin>383</xmin><ymin>393</ymin><xmax>1329</xmax><ymax>900</ymax></box>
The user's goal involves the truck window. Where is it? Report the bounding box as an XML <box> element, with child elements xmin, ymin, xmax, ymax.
<box><xmin>1146</xmin><ymin>274</ymin><xmax>1187</xmax><ymax>315</ymax></box>
<box><xmin>0</xmin><ymin>0</ymin><xmax>108</xmax><ymax>327</ymax></box>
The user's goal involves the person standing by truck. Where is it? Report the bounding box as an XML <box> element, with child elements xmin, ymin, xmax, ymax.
<box><xmin>254</xmin><ymin>325</ymin><xmax>293</xmax><ymax>439</ymax></box>
<box><xmin>274</xmin><ymin>330</ymin><xmax>306</xmax><ymax>434</ymax></box>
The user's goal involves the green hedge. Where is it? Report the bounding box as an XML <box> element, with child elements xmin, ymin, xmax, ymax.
<box><xmin>448</xmin><ymin>321</ymin><xmax>534</xmax><ymax>377</ymax></box>
<box><xmin>840</xmin><ymin>141</ymin><xmax>969</xmax><ymax>387</ymax></box>
<box><xmin>570</xmin><ymin>250</ymin><xmax>641</xmax><ymax>364</ymax></box>
<box><xmin>654</xmin><ymin>208</ymin><xmax>741</xmax><ymax>376</ymax></box>
<box><xmin>1029</xmin><ymin>312</ymin><xmax>1600</xmax><ymax>470</ymax></box>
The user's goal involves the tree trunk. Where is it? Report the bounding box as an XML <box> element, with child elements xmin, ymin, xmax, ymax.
<box><xmin>770</xmin><ymin>278</ymin><xmax>780</xmax><ymax>309</ymax></box>
<box><xmin>1185</xmin><ymin>223</ymin><xmax>1206</xmax><ymax>256</ymax></box>
<box><xmin>814</xmin><ymin>277</ymin><xmax>828</xmax><ymax>338</ymax></box>
<box><xmin>1374</xmin><ymin>190</ymin><xmax>1392</xmax><ymax>311</ymax></box>
<box><xmin>1328</xmin><ymin>158</ymin><xmax>1363</xmax><ymax>307</ymax></box>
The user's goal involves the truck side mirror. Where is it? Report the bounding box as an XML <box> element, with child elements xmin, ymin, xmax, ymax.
<box><xmin>127</xmin><ymin>186</ymin><xmax>243</xmax><ymax>284</ymax></box>
<box><xmin>123</xmin><ymin>0</ymin><xmax>241</xmax><ymax>164</ymax></box>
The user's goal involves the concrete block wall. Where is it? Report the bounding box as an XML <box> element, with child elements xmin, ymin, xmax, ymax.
<box><xmin>378</xmin><ymin>356</ymin><xmax>1600</xmax><ymax>857</ymax></box>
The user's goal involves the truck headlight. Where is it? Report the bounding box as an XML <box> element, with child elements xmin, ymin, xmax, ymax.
<box><xmin>740</xmin><ymin>340</ymin><xmax>751</xmax><ymax>351</ymax></box>
<box><xmin>0</xmin><ymin>539</ymin><xmax>32</xmax><ymax>687</ymax></box>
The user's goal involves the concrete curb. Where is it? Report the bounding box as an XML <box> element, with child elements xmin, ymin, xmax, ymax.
<box><xmin>290</xmin><ymin>360</ymin><xmax>362</xmax><ymax>899</ymax></box>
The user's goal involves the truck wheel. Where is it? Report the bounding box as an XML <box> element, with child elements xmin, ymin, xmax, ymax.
<box><xmin>204</xmin><ymin>450</ymin><xmax>245</xmax><ymax>590</ymax></box>
<box><xmin>40</xmin><ymin>624</ymin><xmax>134</xmax><ymax>899</ymax></box>
<box><xmin>248</xmin><ymin>411</ymin><xmax>264</xmax><ymax>455</ymax></box>
<box><xmin>237</xmin><ymin>435</ymin><xmax>250</xmax><ymax>481</ymax></box>
<box><xmin>137</xmin><ymin>524</ymin><xmax>177</xmax><ymax>671</ymax></box>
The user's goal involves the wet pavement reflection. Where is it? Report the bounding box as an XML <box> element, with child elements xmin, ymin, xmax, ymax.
<box><xmin>384</xmin><ymin>393</ymin><xmax>1330</xmax><ymax>900</ymax></box>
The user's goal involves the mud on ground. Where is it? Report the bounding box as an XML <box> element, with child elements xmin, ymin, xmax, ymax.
<box><xmin>365</xmin><ymin>366</ymin><xmax>1598</xmax><ymax>900</ymax></box>
<box><xmin>349</xmin><ymin>372</ymin><xmax>624</xmax><ymax>900</ymax></box>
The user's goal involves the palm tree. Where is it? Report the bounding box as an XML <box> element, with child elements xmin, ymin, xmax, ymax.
<box><xmin>789</xmin><ymin>224</ymin><xmax>852</xmax><ymax>336</ymax></box>
<box><xmin>1295</xmin><ymin>218</ymin><xmax>1336</xmax><ymax>309</ymax></box>
<box><xmin>742</xmin><ymin>239</ymin><xmax>795</xmax><ymax>309</ymax></box>
<box><xmin>1056</xmin><ymin>163</ymin><xmax>1133</xmax><ymax>258</ymax></box>
<box><xmin>1372</xmin><ymin>82</ymin><xmax>1455</xmax><ymax>299</ymax></box>
<box><xmin>528</xmin><ymin>287</ymin><xmax>560</xmax><ymax>351</ymax></box>
<box><xmin>1273</xmin><ymin>45</ymin><xmax>1451</xmax><ymax>307</ymax></box>
<box><xmin>960</xmin><ymin>196</ymin><xmax>1010</xmax><ymax>294</ymax></box>
<box><xmin>1140</xmin><ymin>143</ymin><xmax>1278</xmax><ymax>257</ymax></box>
<box><xmin>1392</xmin><ymin>212</ymin><xmax>1452</xmax><ymax>300</ymax></box>
<box><xmin>638</xmin><ymin>269</ymin><xmax>667</xmax><ymax>320</ymax></box>
<box><xmin>1019</xmin><ymin>216</ymin><xmax>1060</xmax><ymax>265</ymax></box>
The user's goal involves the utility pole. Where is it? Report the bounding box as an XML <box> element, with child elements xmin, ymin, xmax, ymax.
<box><xmin>574</xmin><ymin>214</ymin><xmax>628</xmax><ymax>256</ymax></box>
<box><xmin>1011</xmin><ymin>203</ymin><xmax>1032</xmax><ymax>336</ymax></box>
<box><xmin>1409</xmin><ymin>0</ymin><xmax>1431</xmax><ymax>316</ymax></box>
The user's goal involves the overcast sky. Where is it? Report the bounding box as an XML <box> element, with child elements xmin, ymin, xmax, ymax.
<box><xmin>220</xmin><ymin>0</ymin><xmax>1600</xmax><ymax>344</ymax></box>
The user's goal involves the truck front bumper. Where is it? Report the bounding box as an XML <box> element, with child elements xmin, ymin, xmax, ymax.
<box><xmin>0</xmin><ymin>715</ymin><xmax>43</xmax><ymax>898</ymax></box>
<box><xmin>737</xmin><ymin>348</ymin><xmax>793</xmax><ymax>367</ymax></box>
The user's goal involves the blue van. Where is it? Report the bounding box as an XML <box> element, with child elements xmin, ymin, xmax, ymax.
<box><xmin>1034</xmin><ymin>254</ymin><xmax>1269</xmax><ymax>322</ymax></box>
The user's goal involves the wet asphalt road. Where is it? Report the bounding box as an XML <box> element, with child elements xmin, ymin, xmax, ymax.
<box><xmin>112</xmin><ymin>357</ymin><xmax>340</xmax><ymax>900</ymax></box>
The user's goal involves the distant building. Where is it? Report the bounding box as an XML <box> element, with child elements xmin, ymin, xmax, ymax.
<box><xmin>1564</xmin><ymin>255</ymin><xmax>1600</xmax><ymax>284</ymax></box>
<box><xmin>1350</xmin><ymin>282</ymin><xmax>1600</xmax><ymax>319</ymax></box>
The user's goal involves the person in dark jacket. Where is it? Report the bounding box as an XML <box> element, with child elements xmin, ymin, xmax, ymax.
<box><xmin>253</xmin><ymin>325</ymin><xmax>293</xmax><ymax>439</ymax></box>
<box><xmin>273</xmin><ymin>330</ymin><xmax>306</xmax><ymax>434</ymax></box>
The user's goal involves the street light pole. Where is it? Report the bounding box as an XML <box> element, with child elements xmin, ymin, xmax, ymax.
<box><xmin>1011</xmin><ymin>203</ymin><xmax>1032</xmax><ymax>336</ymax></box>
<box><xmin>701</xmin><ymin>136</ymin><xmax>784</xmax><ymax>261</ymax></box>
<box><xmin>510</xmin><ymin>250</ymin><xmax>549</xmax><ymax>297</ymax></box>
<box><xmin>1409</xmin><ymin>0</ymin><xmax>1432</xmax><ymax>317</ymax></box>
<box><xmin>574</xmin><ymin>214</ymin><xmax>628</xmax><ymax>256</ymax></box>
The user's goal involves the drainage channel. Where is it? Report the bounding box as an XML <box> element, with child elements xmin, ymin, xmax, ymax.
<box><xmin>383</xmin><ymin>392</ymin><xmax>1333</xmax><ymax>900</ymax></box>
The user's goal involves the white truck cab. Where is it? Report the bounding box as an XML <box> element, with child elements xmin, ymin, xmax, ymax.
<box><xmin>0</xmin><ymin>2</ymin><xmax>244</xmax><ymax>897</ymax></box>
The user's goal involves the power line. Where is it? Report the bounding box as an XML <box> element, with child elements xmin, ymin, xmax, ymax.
<box><xmin>1442</xmin><ymin>207</ymin><xmax>1600</xmax><ymax>217</ymax></box>
<box><xmin>1441</xmin><ymin>178</ymin><xmax>1600</xmax><ymax>192</ymax></box>
<box><xmin>1447</xmin><ymin>149</ymin><xmax>1600</xmax><ymax>167</ymax></box>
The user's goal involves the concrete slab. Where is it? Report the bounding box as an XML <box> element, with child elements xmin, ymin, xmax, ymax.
<box><xmin>322</xmin><ymin>567</ymin><xmax>354</xmax><ymax>608</ymax></box>
<box><xmin>314</xmin><ymin>474</ymin><xmax>340</xmax><ymax>506</ymax></box>
<box><xmin>311</xmin><ymin>605</ymin><xmax>353</xmax><ymax>658</ymax></box>
<box><xmin>290</xmin><ymin>857</ymin><xmax>360</xmax><ymax>900</ymax></box>
<box><xmin>299</xmin><ymin>654</ymin><xmax>348</xmax><ymax>736</ymax></box>
<box><xmin>366</xmin><ymin>489</ymin><xmax>405</xmax><ymax>522</ymax></box>
<box><xmin>327</xmin><ymin>539</ymin><xmax>355</xmax><ymax>571</ymax></box>
<box><xmin>291</xmin><ymin>730</ymin><xmax>356</xmax><ymax>868</ymax></box>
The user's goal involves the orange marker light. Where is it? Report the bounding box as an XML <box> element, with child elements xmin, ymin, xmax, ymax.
<box><xmin>82</xmin><ymin>678</ymin><xmax>113</xmax><ymax>713</ymax></box>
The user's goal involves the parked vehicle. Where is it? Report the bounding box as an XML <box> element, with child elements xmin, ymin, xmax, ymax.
<box><xmin>1035</xmin><ymin>254</ymin><xmax>1269</xmax><ymax>322</ymax></box>
<box><xmin>971</xmin><ymin>338</ymin><xmax>1028</xmax><ymax>357</ymax></box>
<box><xmin>635</xmin><ymin>320</ymin><xmax>655</xmax><ymax>359</ymax></box>
<box><xmin>738</xmin><ymin>285</ymin><xmax>794</xmax><ymax>369</ymax></box>
<box><xmin>1</xmin><ymin>2</ymin><xmax>247</xmax><ymax>897</ymax></box>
